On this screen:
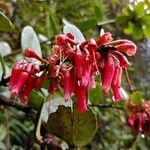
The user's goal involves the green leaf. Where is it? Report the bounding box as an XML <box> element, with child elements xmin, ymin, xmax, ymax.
<box><xmin>124</xmin><ymin>22</ymin><xmax>134</xmax><ymax>35</ymax></box>
<box><xmin>21</xmin><ymin>26</ymin><xmax>42</xmax><ymax>63</ymax></box>
<box><xmin>116</xmin><ymin>16</ymin><xmax>130</xmax><ymax>25</ymax></box>
<box><xmin>80</xmin><ymin>19</ymin><xmax>97</xmax><ymax>32</ymax></box>
<box><xmin>134</xmin><ymin>2</ymin><xmax>145</xmax><ymax>16</ymax></box>
<box><xmin>0</xmin><ymin>11</ymin><xmax>12</xmax><ymax>32</ymax></box>
<box><xmin>63</xmin><ymin>19</ymin><xmax>85</xmax><ymax>43</ymax></box>
<box><xmin>47</xmin><ymin>104</ymin><xmax>97</xmax><ymax>146</ymax></box>
<box><xmin>122</xmin><ymin>7</ymin><xmax>133</xmax><ymax>16</ymax></box>
<box><xmin>41</xmin><ymin>93</ymin><xmax>71</xmax><ymax>123</ymax></box>
<box><xmin>94</xmin><ymin>5</ymin><xmax>103</xmax><ymax>21</ymax></box>
<box><xmin>48</xmin><ymin>105</ymin><xmax>73</xmax><ymax>144</ymax></box>
<box><xmin>73</xmin><ymin>104</ymin><xmax>97</xmax><ymax>146</ymax></box>
<box><xmin>49</xmin><ymin>15</ymin><xmax>58</xmax><ymax>36</ymax></box>
<box><xmin>141</xmin><ymin>15</ymin><xmax>150</xmax><ymax>26</ymax></box>
<box><xmin>130</xmin><ymin>91</ymin><xmax>144</xmax><ymax>105</ymax></box>
<box><xmin>89</xmin><ymin>83</ymin><xmax>103</xmax><ymax>104</ymax></box>
<box><xmin>28</xmin><ymin>90</ymin><xmax>45</xmax><ymax>110</ymax></box>
<box><xmin>143</xmin><ymin>25</ymin><xmax>150</xmax><ymax>38</ymax></box>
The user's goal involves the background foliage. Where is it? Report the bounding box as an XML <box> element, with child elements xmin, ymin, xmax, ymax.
<box><xmin>0</xmin><ymin>0</ymin><xmax>150</xmax><ymax>149</ymax></box>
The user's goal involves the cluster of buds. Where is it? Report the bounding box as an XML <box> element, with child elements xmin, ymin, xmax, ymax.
<box><xmin>9</xmin><ymin>32</ymin><xmax>137</xmax><ymax>112</ymax></box>
<box><xmin>9</xmin><ymin>59</ymin><xmax>46</xmax><ymax>104</ymax></box>
<box><xmin>128</xmin><ymin>101</ymin><xmax>150</xmax><ymax>137</ymax></box>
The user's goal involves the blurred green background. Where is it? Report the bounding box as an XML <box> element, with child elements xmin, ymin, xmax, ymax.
<box><xmin>0</xmin><ymin>0</ymin><xmax>150</xmax><ymax>149</ymax></box>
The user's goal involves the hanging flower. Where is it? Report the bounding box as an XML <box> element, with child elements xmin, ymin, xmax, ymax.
<box><xmin>128</xmin><ymin>102</ymin><xmax>150</xmax><ymax>137</ymax></box>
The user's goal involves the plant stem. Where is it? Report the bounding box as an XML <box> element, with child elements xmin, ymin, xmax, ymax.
<box><xmin>90</xmin><ymin>103</ymin><xmax>124</xmax><ymax>111</ymax></box>
<box><xmin>97</xmin><ymin>19</ymin><xmax>116</xmax><ymax>26</ymax></box>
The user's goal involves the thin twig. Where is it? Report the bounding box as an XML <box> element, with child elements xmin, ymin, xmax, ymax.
<box><xmin>97</xmin><ymin>19</ymin><xmax>116</xmax><ymax>26</ymax></box>
<box><xmin>90</xmin><ymin>103</ymin><xmax>124</xmax><ymax>110</ymax></box>
<box><xmin>0</xmin><ymin>95</ymin><xmax>28</xmax><ymax>111</ymax></box>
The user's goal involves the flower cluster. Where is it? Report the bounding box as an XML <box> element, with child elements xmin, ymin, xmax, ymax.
<box><xmin>128</xmin><ymin>102</ymin><xmax>150</xmax><ymax>137</ymax></box>
<box><xmin>9</xmin><ymin>59</ymin><xmax>46</xmax><ymax>104</ymax></box>
<box><xmin>9</xmin><ymin>32</ymin><xmax>137</xmax><ymax>112</ymax></box>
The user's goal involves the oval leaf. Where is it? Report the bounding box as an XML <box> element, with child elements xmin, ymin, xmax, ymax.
<box><xmin>47</xmin><ymin>104</ymin><xmax>97</xmax><ymax>146</ymax></box>
<box><xmin>0</xmin><ymin>11</ymin><xmax>12</xmax><ymax>32</ymax></box>
<box><xmin>21</xmin><ymin>26</ymin><xmax>42</xmax><ymax>63</ymax></box>
<box><xmin>73</xmin><ymin>104</ymin><xmax>97</xmax><ymax>146</ymax></box>
<box><xmin>63</xmin><ymin>19</ymin><xmax>85</xmax><ymax>43</ymax></box>
<box><xmin>0</xmin><ymin>42</ymin><xmax>12</xmax><ymax>57</ymax></box>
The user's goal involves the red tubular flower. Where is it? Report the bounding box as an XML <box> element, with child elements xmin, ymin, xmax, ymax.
<box><xmin>61</xmin><ymin>68</ymin><xmax>72</xmax><ymax>101</ymax></box>
<box><xmin>80</xmin><ymin>55</ymin><xmax>92</xmax><ymax>88</ymax></box>
<box><xmin>30</xmin><ymin>64</ymin><xmax>40</xmax><ymax>75</ymax></box>
<box><xmin>116</xmin><ymin>42</ymin><xmax>137</xmax><ymax>56</ymax></box>
<box><xmin>75</xmin><ymin>85</ymin><xmax>88</xmax><ymax>113</ymax></box>
<box><xmin>34</xmin><ymin>71</ymin><xmax>47</xmax><ymax>90</ymax></box>
<box><xmin>56</xmin><ymin>34</ymin><xmax>77</xmax><ymax>46</ymax></box>
<box><xmin>96</xmin><ymin>32</ymin><xmax>113</xmax><ymax>46</ymax></box>
<box><xmin>74</xmin><ymin>47</ymin><xmax>84</xmax><ymax>79</ymax></box>
<box><xmin>127</xmin><ymin>101</ymin><xmax>150</xmax><ymax>137</ymax></box>
<box><xmin>21</xmin><ymin>76</ymin><xmax>35</xmax><ymax>104</ymax></box>
<box><xmin>10</xmin><ymin>71</ymin><xmax>29</xmax><ymax>96</ymax></box>
<box><xmin>102</xmin><ymin>53</ymin><xmax>115</xmax><ymax>94</ymax></box>
<box><xmin>88</xmin><ymin>74</ymin><xmax>96</xmax><ymax>88</ymax></box>
<box><xmin>111</xmin><ymin>51</ymin><xmax>129</xmax><ymax>68</ymax></box>
<box><xmin>9</xmin><ymin>63</ymin><xmax>22</xmax><ymax>90</ymax></box>
<box><xmin>48</xmin><ymin>78</ymin><xmax>59</xmax><ymax>94</ymax></box>
<box><xmin>111</xmin><ymin>86</ymin><xmax>123</xmax><ymax>101</ymax></box>
<box><xmin>111</xmin><ymin>66</ymin><xmax>123</xmax><ymax>101</ymax></box>
<box><xmin>24</xmin><ymin>48</ymin><xmax>47</xmax><ymax>63</ymax></box>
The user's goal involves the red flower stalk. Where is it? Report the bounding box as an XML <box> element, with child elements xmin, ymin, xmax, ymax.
<box><xmin>24</xmin><ymin>48</ymin><xmax>47</xmax><ymax>63</ymax></box>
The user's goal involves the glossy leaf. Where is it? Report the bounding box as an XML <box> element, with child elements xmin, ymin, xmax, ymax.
<box><xmin>0</xmin><ymin>42</ymin><xmax>12</xmax><ymax>57</ymax></box>
<box><xmin>21</xmin><ymin>26</ymin><xmax>42</xmax><ymax>63</ymax></box>
<box><xmin>0</xmin><ymin>11</ymin><xmax>12</xmax><ymax>32</ymax></box>
<box><xmin>63</xmin><ymin>19</ymin><xmax>85</xmax><ymax>43</ymax></box>
<box><xmin>47</xmin><ymin>104</ymin><xmax>97</xmax><ymax>146</ymax></box>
